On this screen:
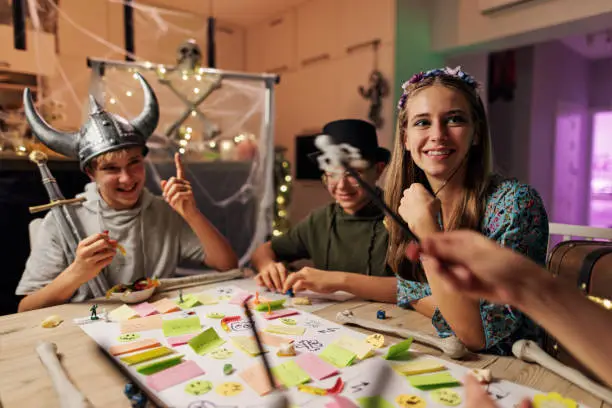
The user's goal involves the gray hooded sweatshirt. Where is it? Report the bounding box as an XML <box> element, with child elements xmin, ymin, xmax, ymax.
<box><xmin>16</xmin><ymin>182</ymin><xmax>205</xmax><ymax>301</ymax></box>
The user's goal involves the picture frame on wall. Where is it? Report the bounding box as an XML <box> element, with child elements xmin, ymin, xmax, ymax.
<box><xmin>479</xmin><ymin>0</ymin><xmax>537</xmax><ymax>14</ymax></box>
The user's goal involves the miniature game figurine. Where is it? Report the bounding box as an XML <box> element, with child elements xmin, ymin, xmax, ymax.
<box><xmin>90</xmin><ymin>304</ymin><xmax>99</xmax><ymax>320</ymax></box>
<box><xmin>277</xmin><ymin>343</ymin><xmax>297</xmax><ymax>357</ymax></box>
<box><xmin>376</xmin><ymin>310</ymin><xmax>386</xmax><ymax>320</ymax></box>
<box><xmin>179</xmin><ymin>289</ymin><xmax>184</xmax><ymax>304</ymax></box>
<box><xmin>285</xmin><ymin>289</ymin><xmax>294</xmax><ymax>298</ymax></box>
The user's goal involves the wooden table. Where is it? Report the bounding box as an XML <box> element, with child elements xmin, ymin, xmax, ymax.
<box><xmin>0</xmin><ymin>279</ymin><xmax>608</xmax><ymax>408</ymax></box>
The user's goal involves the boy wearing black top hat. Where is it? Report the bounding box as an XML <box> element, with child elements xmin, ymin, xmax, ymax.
<box><xmin>251</xmin><ymin>119</ymin><xmax>397</xmax><ymax>302</ymax></box>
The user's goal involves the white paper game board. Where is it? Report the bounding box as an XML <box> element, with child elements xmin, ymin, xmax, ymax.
<box><xmin>79</xmin><ymin>284</ymin><xmax>572</xmax><ymax>408</ymax></box>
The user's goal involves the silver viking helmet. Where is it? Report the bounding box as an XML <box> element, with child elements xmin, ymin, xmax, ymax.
<box><xmin>24</xmin><ymin>73</ymin><xmax>160</xmax><ymax>170</ymax></box>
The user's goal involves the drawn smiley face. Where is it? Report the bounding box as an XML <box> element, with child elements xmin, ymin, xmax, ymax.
<box><xmin>210</xmin><ymin>347</ymin><xmax>233</xmax><ymax>360</ymax></box>
<box><xmin>430</xmin><ymin>389</ymin><xmax>462</xmax><ymax>406</ymax></box>
<box><xmin>185</xmin><ymin>380</ymin><xmax>213</xmax><ymax>396</ymax></box>
<box><xmin>395</xmin><ymin>394</ymin><xmax>426</xmax><ymax>408</ymax></box>
<box><xmin>279</xmin><ymin>318</ymin><xmax>296</xmax><ymax>325</ymax></box>
<box><xmin>118</xmin><ymin>333</ymin><xmax>140</xmax><ymax>342</ymax></box>
<box><xmin>215</xmin><ymin>382</ymin><xmax>243</xmax><ymax>397</ymax></box>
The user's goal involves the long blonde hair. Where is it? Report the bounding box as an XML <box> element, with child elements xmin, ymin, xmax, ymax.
<box><xmin>385</xmin><ymin>74</ymin><xmax>494</xmax><ymax>281</ymax></box>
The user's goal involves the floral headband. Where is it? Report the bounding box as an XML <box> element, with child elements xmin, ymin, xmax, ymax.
<box><xmin>397</xmin><ymin>66</ymin><xmax>479</xmax><ymax>111</ymax></box>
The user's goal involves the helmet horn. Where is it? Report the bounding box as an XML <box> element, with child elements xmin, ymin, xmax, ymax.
<box><xmin>129</xmin><ymin>73</ymin><xmax>159</xmax><ymax>140</ymax></box>
<box><xmin>23</xmin><ymin>88</ymin><xmax>78</xmax><ymax>159</ymax></box>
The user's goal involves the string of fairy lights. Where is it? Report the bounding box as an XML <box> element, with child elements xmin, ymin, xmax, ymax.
<box><xmin>104</xmin><ymin>64</ymin><xmax>293</xmax><ymax>237</ymax></box>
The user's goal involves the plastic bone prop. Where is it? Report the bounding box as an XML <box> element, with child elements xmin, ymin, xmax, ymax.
<box><xmin>36</xmin><ymin>342</ymin><xmax>93</xmax><ymax>408</ymax></box>
<box><xmin>512</xmin><ymin>340</ymin><xmax>612</xmax><ymax>405</ymax></box>
<box><xmin>156</xmin><ymin>268</ymin><xmax>245</xmax><ymax>292</ymax></box>
<box><xmin>336</xmin><ymin>310</ymin><xmax>468</xmax><ymax>359</ymax></box>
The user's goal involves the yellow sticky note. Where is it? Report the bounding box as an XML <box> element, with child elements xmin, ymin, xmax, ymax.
<box><xmin>231</xmin><ymin>336</ymin><xmax>268</xmax><ymax>356</ymax></box>
<box><xmin>109</xmin><ymin>304</ymin><xmax>139</xmax><ymax>322</ymax></box>
<box><xmin>533</xmin><ymin>392</ymin><xmax>578</xmax><ymax>408</ymax></box>
<box><xmin>264</xmin><ymin>324</ymin><xmax>305</xmax><ymax>336</ymax></box>
<box><xmin>272</xmin><ymin>360</ymin><xmax>310</xmax><ymax>387</ymax></box>
<box><xmin>332</xmin><ymin>336</ymin><xmax>375</xmax><ymax>360</ymax></box>
<box><xmin>198</xmin><ymin>293</ymin><xmax>219</xmax><ymax>305</ymax></box>
<box><xmin>119</xmin><ymin>346</ymin><xmax>174</xmax><ymax>365</ymax></box>
<box><xmin>395</xmin><ymin>360</ymin><xmax>446</xmax><ymax>376</ymax></box>
<box><xmin>162</xmin><ymin>316</ymin><xmax>201</xmax><ymax>337</ymax></box>
<box><xmin>319</xmin><ymin>344</ymin><xmax>356</xmax><ymax>368</ymax></box>
<box><xmin>120</xmin><ymin>315</ymin><xmax>163</xmax><ymax>333</ymax></box>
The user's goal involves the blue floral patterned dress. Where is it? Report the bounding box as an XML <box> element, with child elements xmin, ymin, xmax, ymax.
<box><xmin>397</xmin><ymin>176</ymin><xmax>549</xmax><ymax>355</ymax></box>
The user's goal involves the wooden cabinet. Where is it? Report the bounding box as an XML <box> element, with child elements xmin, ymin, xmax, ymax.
<box><xmin>0</xmin><ymin>26</ymin><xmax>55</xmax><ymax>76</ymax></box>
<box><xmin>246</xmin><ymin>10</ymin><xmax>296</xmax><ymax>73</ymax></box>
<box><xmin>338</xmin><ymin>0</ymin><xmax>395</xmax><ymax>52</ymax></box>
<box><xmin>215</xmin><ymin>24</ymin><xmax>245</xmax><ymax>71</ymax></box>
<box><xmin>296</xmin><ymin>0</ymin><xmax>340</xmax><ymax>67</ymax></box>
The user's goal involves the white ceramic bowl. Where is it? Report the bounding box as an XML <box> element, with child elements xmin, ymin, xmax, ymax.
<box><xmin>109</xmin><ymin>286</ymin><xmax>156</xmax><ymax>304</ymax></box>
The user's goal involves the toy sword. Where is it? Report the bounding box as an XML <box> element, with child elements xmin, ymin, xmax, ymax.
<box><xmin>28</xmin><ymin>150</ymin><xmax>107</xmax><ymax>298</ymax></box>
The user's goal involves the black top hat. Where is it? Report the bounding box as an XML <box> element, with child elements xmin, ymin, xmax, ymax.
<box><xmin>309</xmin><ymin>119</ymin><xmax>390</xmax><ymax>166</ymax></box>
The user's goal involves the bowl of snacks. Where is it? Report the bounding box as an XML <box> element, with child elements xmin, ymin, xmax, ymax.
<box><xmin>106</xmin><ymin>278</ymin><xmax>160</xmax><ymax>303</ymax></box>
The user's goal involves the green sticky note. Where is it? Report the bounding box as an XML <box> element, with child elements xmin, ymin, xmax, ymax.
<box><xmin>120</xmin><ymin>346</ymin><xmax>174</xmax><ymax>365</ymax></box>
<box><xmin>272</xmin><ymin>360</ymin><xmax>310</xmax><ymax>387</ymax></box>
<box><xmin>383</xmin><ymin>338</ymin><xmax>413</xmax><ymax>360</ymax></box>
<box><xmin>408</xmin><ymin>372</ymin><xmax>461</xmax><ymax>389</ymax></box>
<box><xmin>254</xmin><ymin>299</ymin><xmax>286</xmax><ymax>311</ymax></box>
<box><xmin>188</xmin><ymin>327</ymin><xmax>226</xmax><ymax>355</ymax></box>
<box><xmin>319</xmin><ymin>344</ymin><xmax>356</xmax><ymax>368</ymax></box>
<box><xmin>162</xmin><ymin>316</ymin><xmax>201</xmax><ymax>337</ymax></box>
<box><xmin>136</xmin><ymin>354</ymin><xmax>184</xmax><ymax>375</ymax></box>
<box><xmin>176</xmin><ymin>294</ymin><xmax>201</xmax><ymax>309</ymax></box>
<box><xmin>356</xmin><ymin>396</ymin><xmax>395</xmax><ymax>408</ymax></box>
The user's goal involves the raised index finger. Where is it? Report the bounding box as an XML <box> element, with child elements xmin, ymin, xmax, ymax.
<box><xmin>174</xmin><ymin>152</ymin><xmax>185</xmax><ymax>180</ymax></box>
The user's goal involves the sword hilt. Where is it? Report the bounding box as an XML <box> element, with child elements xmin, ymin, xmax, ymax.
<box><xmin>29</xmin><ymin>197</ymin><xmax>86</xmax><ymax>214</ymax></box>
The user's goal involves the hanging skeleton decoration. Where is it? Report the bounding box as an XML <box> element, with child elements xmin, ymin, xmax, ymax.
<box><xmin>358</xmin><ymin>70</ymin><xmax>389</xmax><ymax>129</ymax></box>
<box><xmin>176</xmin><ymin>39</ymin><xmax>202</xmax><ymax>72</ymax></box>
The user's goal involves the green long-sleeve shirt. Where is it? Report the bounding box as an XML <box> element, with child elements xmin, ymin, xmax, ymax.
<box><xmin>271</xmin><ymin>193</ymin><xmax>392</xmax><ymax>277</ymax></box>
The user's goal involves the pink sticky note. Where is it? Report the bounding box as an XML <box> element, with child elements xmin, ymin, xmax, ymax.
<box><xmin>228</xmin><ymin>291</ymin><xmax>253</xmax><ymax>305</ymax></box>
<box><xmin>145</xmin><ymin>360</ymin><xmax>205</xmax><ymax>392</ymax></box>
<box><xmin>262</xmin><ymin>309</ymin><xmax>299</xmax><ymax>320</ymax></box>
<box><xmin>131</xmin><ymin>302</ymin><xmax>159</xmax><ymax>317</ymax></box>
<box><xmin>325</xmin><ymin>396</ymin><xmax>358</xmax><ymax>408</ymax></box>
<box><xmin>167</xmin><ymin>333</ymin><xmax>198</xmax><ymax>347</ymax></box>
<box><xmin>295</xmin><ymin>353</ymin><xmax>338</xmax><ymax>380</ymax></box>
<box><xmin>239</xmin><ymin>362</ymin><xmax>274</xmax><ymax>396</ymax></box>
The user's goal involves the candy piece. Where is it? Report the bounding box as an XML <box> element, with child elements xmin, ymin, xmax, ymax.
<box><xmin>292</xmin><ymin>297</ymin><xmax>311</xmax><ymax>306</ymax></box>
<box><xmin>469</xmin><ymin>368</ymin><xmax>492</xmax><ymax>384</ymax></box>
<box><xmin>277</xmin><ymin>342</ymin><xmax>297</xmax><ymax>357</ymax></box>
<box><xmin>223</xmin><ymin>363</ymin><xmax>234</xmax><ymax>375</ymax></box>
<box><xmin>376</xmin><ymin>310</ymin><xmax>386</xmax><ymax>319</ymax></box>
<box><xmin>41</xmin><ymin>315</ymin><xmax>63</xmax><ymax>328</ymax></box>
<box><xmin>365</xmin><ymin>333</ymin><xmax>384</xmax><ymax>348</ymax></box>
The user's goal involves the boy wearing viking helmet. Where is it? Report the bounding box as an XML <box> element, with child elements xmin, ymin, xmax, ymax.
<box><xmin>16</xmin><ymin>74</ymin><xmax>237</xmax><ymax>312</ymax></box>
<box><xmin>251</xmin><ymin>119</ymin><xmax>397</xmax><ymax>302</ymax></box>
